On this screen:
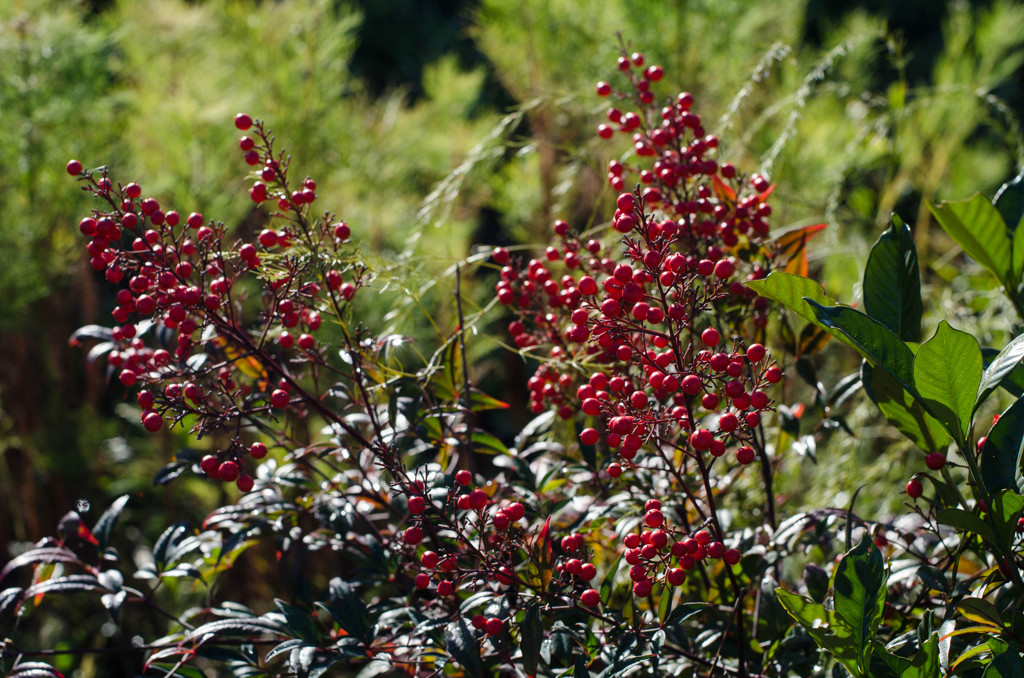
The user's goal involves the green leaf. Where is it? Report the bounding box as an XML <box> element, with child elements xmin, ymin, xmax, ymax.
<box><xmin>979</xmin><ymin>397</ymin><xmax>1024</xmax><ymax>494</ymax></box>
<box><xmin>913</xmin><ymin>321</ymin><xmax>983</xmax><ymax>443</ymax></box>
<box><xmin>444</xmin><ymin>617</ymin><xmax>483</xmax><ymax>675</ymax></box>
<box><xmin>92</xmin><ymin>495</ymin><xmax>130</xmax><ymax>550</ymax></box>
<box><xmin>747</xmin><ymin>272</ymin><xmax>842</xmax><ymax>332</ymax></box>
<box><xmin>898</xmin><ymin>632</ymin><xmax>941</xmax><ymax>678</ymax></box>
<box><xmin>318</xmin><ymin>578</ymin><xmax>369</xmax><ymax>642</ymax></box>
<box><xmin>983</xmin><ymin>638</ymin><xmax>1024</xmax><ymax>677</ymax></box>
<box><xmin>995</xmin><ymin>172</ymin><xmax>1024</xmax><ymax>236</ymax></box>
<box><xmin>521</xmin><ymin>603</ymin><xmax>543</xmax><ymax>678</ymax></box>
<box><xmin>871</xmin><ymin>367</ymin><xmax>949</xmax><ymax>453</ymax></box>
<box><xmin>990</xmin><ymin>490</ymin><xmax>1024</xmax><ymax>550</ymax></box>
<box><xmin>863</xmin><ymin>216</ymin><xmax>922</xmax><ymax>342</ymax></box>
<box><xmin>977</xmin><ymin>334</ymin><xmax>1024</xmax><ymax>413</ymax></box>
<box><xmin>937</xmin><ymin>508</ymin><xmax>996</xmax><ymax>544</ymax></box>
<box><xmin>775</xmin><ymin>587</ymin><xmax>864</xmax><ymax>677</ymax></box>
<box><xmin>930</xmin><ymin>194</ymin><xmax>1013</xmax><ymax>285</ymax></box>
<box><xmin>1013</xmin><ymin>227</ymin><xmax>1024</xmax><ymax>282</ymax></box>
<box><xmin>805</xmin><ymin>301</ymin><xmax>917</xmax><ymax>394</ymax></box>
<box><xmin>957</xmin><ymin>598</ymin><xmax>1006</xmax><ymax>628</ymax></box>
<box><xmin>832</xmin><ymin>535</ymin><xmax>887</xmax><ymax>674</ymax></box>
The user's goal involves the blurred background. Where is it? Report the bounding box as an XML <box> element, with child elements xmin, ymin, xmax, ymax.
<box><xmin>3</xmin><ymin>0</ymin><xmax>1024</xmax><ymax>673</ymax></box>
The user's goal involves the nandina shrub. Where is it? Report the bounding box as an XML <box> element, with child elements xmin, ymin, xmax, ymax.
<box><xmin>6</xmin><ymin>44</ymin><xmax>1002</xmax><ymax>678</ymax></box>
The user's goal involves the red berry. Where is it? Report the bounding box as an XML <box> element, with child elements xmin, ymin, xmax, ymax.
<box><xmin>632</xmin><ymin>579</ymin><xmax>652</xmax><ymax>597</ymax></box>
<box><xmin>404</xmin><ymin>526</ymin><xmax>423</xmax><ymax>545</ymax></box>
<box><xmin>414</xmin><ymin>572</ymin><xmax>430</xmax><ymax>589</ymax></box>
<box><xmin>408</xmin><ymin>496</ymin><xmax>427</xmax><ymax>515</ymax></box>
<box><xmin>607</xmin><ymin>463</ymin><xmax>622</xmax><ymax>478</ymax></box>
<box><xmin>236</xmin><ymin>474</ymin><xmax>254</xmax><ymax>493</ymax></box>
<box><xmin>200</xmin><ymin>455</ymin><xmax>219</xmax><ymax>474</ymax></box>
<box><xmin>455</xmin><ymin>469</ymin><xmax>472</xmax><ymax>486</ymax></box>
<box><xmin>269</xmin><ymin>389</ymin><xmax>289</xmax><ymax>408</ymax></box>
<box><xmin>595</xmin><ymin>81</ymin><xmax>612</xmax><ymax>97</ymax></box>
<box><xmin>218</xmin><ymin>461</ymin><xmax>239</xmax><ymax>482</ymax></box>
<box><xmin>906</xmin><ymin>477</ymin><xmax>923</xmax><ymax>499</ymax></box>
<box><xmin>765</xmin><ymin>366</ymin><xmax>783</xmax><ymax>383</ymax></box>
<box><xmin>580</xmin><ymin>562</ymin><xmax>597</xmax><ymax>580</ymax></box>
<box><xmin>746</xmin><ymin>344</ymin><xmax>766</xmax><ymax>362</ymax></box>
<box><xmin>234</xmin><ymin>113</ymin><xmax>253</xmax><ymax>130</ymax></box>
<box><xmin>437</xmin><ymin>580</ymin><xmax>454</xmax><ymax>596</ymax></box>
<box><xmin>723</xmin><ymin>548</ymin><xmax>741</xmax><ymax>565</ymax></box>
<box><xmin>580</xmin><ymin>588</ymin><xmax>601</xmax><ymax>606</ymax></box>
<box><xmin>484</xmin><ymin>617</ymin><xmax>503</xmax><ymax>637</ymax></box>
<box><xmin>421</xmin><ymin>550</ymin><xmax>439</xmax><ymax>568</ymax></box>
<box><xmin>667</xmin><ymin>568</ymin><xmax>686</xmax><ymax>586</ymax></box>
<box><xmin>925</xmin><ymin>452</ymin><xmax>946</xmax><ymax>470</ymax></box>
<box><xmin>701</xmin><ymin>328</ymin><xmax>721</xmax><ymax>348</ymax></box>
<box><xmin>66</xmin><ymin>159</ymin><xmax>83</xmax><ymax>175</ymax></box>
<box><xmin>142</xmin><ymin>410</ymin><xmax>162</xmax><ymax>432</ymax></box>
<box><xmin>469</xmin><ymin>489</ymin><xmax>487</xmax><ymax>510</ymax></box>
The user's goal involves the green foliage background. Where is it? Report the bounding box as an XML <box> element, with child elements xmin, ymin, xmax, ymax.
<box><xmin>2</xmin><ymin>0</ymin><xmax>1024</xmax><ymax>673</ymax></box>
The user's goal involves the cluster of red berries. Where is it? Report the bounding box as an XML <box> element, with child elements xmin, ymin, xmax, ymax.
<box><xmin>67</xmin><ymin>114</ymin><xmax>359</xmax><ymax>492</ymax></box>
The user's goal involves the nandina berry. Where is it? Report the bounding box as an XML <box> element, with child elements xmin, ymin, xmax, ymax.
<box><xmin>701</xmin><ymin>328</ymin><xmax>721</xmax><ymax>347</ymax></box>
<box><xmin>484</xmin><ymin>618</ymin><xmax>503</xmax><ymax>637</ymax></box>
<box><xmin>468</xmin><ymin>489</ymin><xmax>488</xmax><ymax>510</ymax></box>
<box><xmin>269</xmin><ymin>389</ymin><xmax>289</xmax><ymax>409</ymax></box>
<box><xmin>607</xmin><ymin>463</ymin><xmax>622</xmax><ymax>478</ymax></box>
<box><xmin>404</xmin><ymin>526</ymin><xmax>423</xmax><ymax>545</ymax></box>
<box><xmin>667</xmin><ymin>568</ymin><xmax>686</xmax><ymax>586</ymax></box>
<box><xmin>644</xmin><ymin>509</ymin><xmax>664</xmax><ymax>528</ymax></box>
<box><xmin>925</xmin><ymin>452</ymin><xmax>946</xmax><ymax>470</ymax></box>
<box><xmin>736</xmin><ymin>446</ymin><xmax>755</xmax><ymax>464</ymax></box>
<box><xmin>437</xmin><ymin>580</ymin><xmax>454</xmax><ymax>596</ymax></box>
<box><xmin>765</xmin><ymin>366</ymin><xmax>783</xmax><ymax>383</ymax></box>
<box><xmin>249</xmin><ymin>442</ymin><xmax>268</xmax><ymax>459</ymax></box>
<box><xmin>595</xmin><ymin>81</ymin><xmax>612</xmax><ymax>97</ymax></box>
<box><xmin>218</xmin><ymin>460</ymin><xmax>239</xmax><ymax>482</ymax></box>
<box><xmin>632</xmin><ymin>579</ymin><xmax>652</xmax><ymax>597</ymax></box>
<box><xmin>492</xmin><ymin>510</ymin><xmax>511</xmax><ymax>530</ymax></box>
<box><xmin>234</xmin><ymin>113</ymin><xmax>253</xmax><ymax>130</ymax></box>
<box><xmin>689</xmin><ymin>429</ymin><xmax>713</xmax><ymax>450</ymax></box>
<box><xmin>746</xmin><ymin>343</ymin><xmax>767</xmax><ymax>362</ymax></box>
<box><xmin>142</xmin><ymin>410</ymin><xmax>162</xmax><ymax>432</ymax></box>
<box><xmin>414</xmin><ymin>572</ymin><xmax>430</xmax><ymax>590</ymax></box>
<box><xmin>408</xmin><ymin>496</ymin><xmax>427</xmax><ymax>515</ymax></box>
<box><xmin>906</xmin><ymin>477</ymin><xmax>923</xmax><ymax>499</ymax></box>
<box><xmin>580</xmin><ymin>562</ymin><xmax>597</xmax><ymax>580</ymax></box>
<box><xmin>455</xmin><ymin>469</ymin><xmax>471</xmax><ymax>486</ymax></box>
<box><xmin>723</xmin><ymin>548</ymin><xmax>741</xmax><ymax>565</ymax></box>
<box><xmin>66</xmin><ymin>159</ymin><xmax>83</xmax><ymax>175</ymax></box>
<box><xmin>420</xmin><ymin>550</ymin><xmax>439</xmax><ymax>568</ymax></box>
<box><xmin>580</xmin><ymin>588</ymin><xmax>601</xmax><ymax>607</ymax></box>
<box><xmin>237</xmin><ymin>474</ymin><xmax>254</xmax><ymax>493</ymax></box>
<box><xmin>200</xmin><ymin>455</ymin><xmax>219</xmax><ymax>474</ymax></box>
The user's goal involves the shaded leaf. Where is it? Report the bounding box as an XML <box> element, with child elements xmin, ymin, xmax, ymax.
<box><xmin>93</xmin><ymin>495</ymin><xmax>130</xmax><ymax>550</ymax></box>
<box><xmin>871</xmin><ymin>368</ymin><xmax>948</xmax><ymax>454</ymax></box>
<box><xmin>937</xmin><ymin>508</ymin><xmax>996</xmax><ymax>544</ymax></box>
<box><xmin>977</xmin><ymin>334</ymin><xmax>1024</xmax><ymax>414</ymax></box>
<box><xmin>832</xmin><ymin>535</ymin><xmax>887</xmax><ymax>673</ymax></box>
<box><xmin>863</xmin><ymin>216</ymin><xmax>922</xmax><ymax>342</ymax></box>
<box><xmin>979</xmin><ymin>397</ymin><xmax>1024</xmax><ymax>494</ymax></box>
<box><xmin>521</xmin><ymin>603</ymin><xmax>543</xmax><ymax>678</ymax></box>
<box><xmin>443</xmin><ymin>617</ymin><xmax>482</xmax><ymax>675</ymax></box>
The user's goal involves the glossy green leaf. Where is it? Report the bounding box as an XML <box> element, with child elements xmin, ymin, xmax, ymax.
<box><xmin>937</xmin><ymin>508</ymin><xmax>996</xmax><ymax>544</ymax></box>
<box><xmin>863</xmin><ymin>216</ymin><xmax>922</xmax><ymax>342</ymax></box>
<box><xmin>1013</xmin><ymin>226</ymin><xmax>1024</xmax><ymax>281</ymax></box>
<box><xmin>984</xmin><ymin>638</ymin><xmax>1024</xmax><ymax>677</ymax></box>
<box><xmin>930</xmin><ymin>194</ymin><xmax>1013</xmax><ymax>284</ymax></box>
<box><xmin>832</xmin><ymin>535</ymin><xmax>887</xmax><ymax>674</ymax></box>
<box><xmin>806</xmin><ymin>301</ymin><xmax>917</xmax><ymax>394</ymax></box>
<box><xmin>746</xmin><ymin>272</ymin><xmax>848</xmax><ymax>342</ymax></box>
<box><xmin>991</xmin><ymin>490</ymin><xmax>1024</xmax><ymax>549</ymax></box>
<box><xmin>913</xmin><ymin>321</ymin><xmax>982</xmax><ymax>443</ymax></box>
<box><xmin>776</xmin><ymin>587</ymin><xmax>864</xmax><ymax>677</ymax></box>
<box><xmin>444</xmin><ymin>617</ymin><xmax>483</xmax><ymax>676</ymax></box>
<box><xmin>521</xmin><ymin>603</ymin><xmax>542</xmax><ymax>678</ymax></box>
<box><xmin>319</xmin><ymin>578</ymin><xmax>369</xmax><ymax>642</ymax></box>
<box><xmin>995</xmin><ymin>171</ymin><xmax>1024</xmax><ymax>236</ymax></box>
<box><xmin>977</xmin><ymin>333</ymin><xmax>1024</xmax><ymax>413</ymax></box>
<box><xmin>979</xmin><ymin>397</ymin><xmax>1024</xmax><ymax>494</ymax></box>
<box><xmin>871</xmin><ymin>367</ymin><xmax>949</xmax><ymax>453</ymax></box>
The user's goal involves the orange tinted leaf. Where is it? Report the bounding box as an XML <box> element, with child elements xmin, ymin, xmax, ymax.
<box><xmin>712</xmin><ymin>175</ymin><xmax>736</xmax><ymax>204</ymax></box>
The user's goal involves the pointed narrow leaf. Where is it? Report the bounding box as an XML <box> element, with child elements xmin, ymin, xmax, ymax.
<box><xmin>977</xmin><ymin>334</ymin><xmax>1024</xmax><ymax>413</ymax></box>
<box><xmin>93</xmin><ymin>495</ymin><xmax>130</xmax><ymax>550</ymax></box>
<box><xmin>444</xmin><ymin>617</ymin><xmax>482</xmax><ymax>675</ymax></box>
<box><xmin>521</xmin><ymin>604</ymin><xmax>542</xmax><ymax>677</ymax></box>
<box><xmin>930</xmin><ymin>194</ymin><xmax>1012</xmax><ymax>284</ymax></box>
<box><xmin>806</xmin><ymin>301</ymin><xmax>917</xmax><ymax>394</ymax></box>
<box><xmin>871</xmin><ymin>368</ymin><xmax>949</xmax><ymax>453</ymax></box>
<box><xmin>979</xmin><ymin>397</ymin><xmax>1024</xmax><ymax>494</ymax></box>
<box><xmin>937</xmin><ymin>508</ymin><xmax>996</xmax><ymax>544</ymax></box>
<box><xmin>863</xmin><ymin>216</ymin><xmax>922</xmax><ymax>341</ymax></box>
<box><xmin>913</xmin><ymin>321</ymin><xmax>982</xmax><ymax>443</ymax></box>
<box><xmin>995</xmin><ymin>171</ymin><xmax>1024</xmax><ymax>235</ymax></box>
<box><xmin>1013</xmin><ymin>226</ymin><xmax>1024</xmax><ymax>281</ymax></box>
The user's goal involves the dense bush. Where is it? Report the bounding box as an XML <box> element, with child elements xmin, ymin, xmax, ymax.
<box><xmin>6</xmin><ymin>2</ymin><xmax>1024</xmax><ymax>677</ymax></box>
